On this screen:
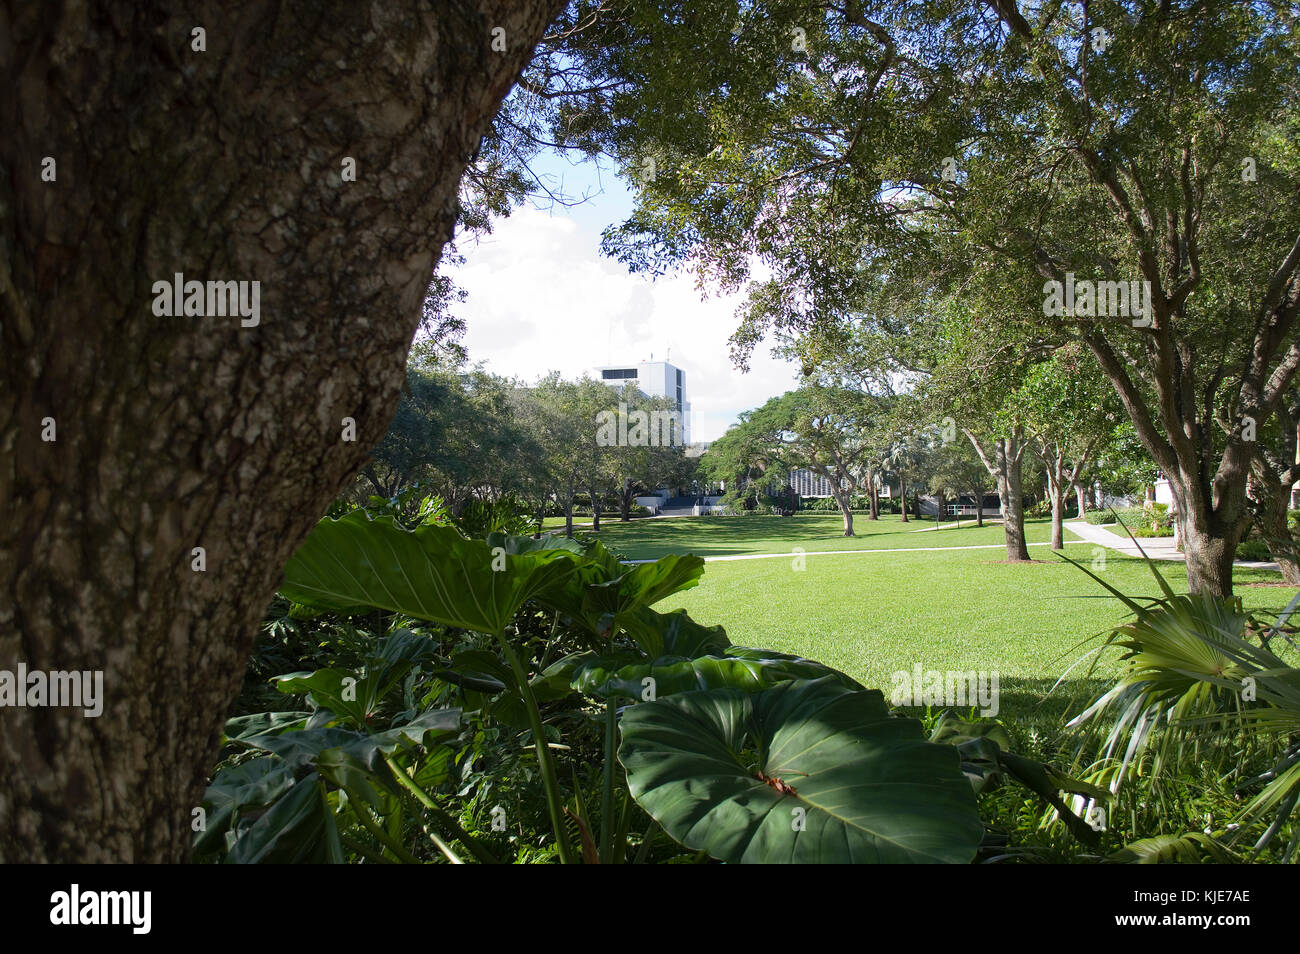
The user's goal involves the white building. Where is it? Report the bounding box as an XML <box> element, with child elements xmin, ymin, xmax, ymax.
<box><xmin>789</xmin><ymin>468</ymin><xmax>846</xmax><ymax>498</ymax></box>
<box><xmin>594</xmin><ymin>359</ymin><xmax>691</xmax><ymax>444</ymax></box>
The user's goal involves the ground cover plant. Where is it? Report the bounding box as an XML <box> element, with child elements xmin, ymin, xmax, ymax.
<box><xmin>203</xmin><ymin>503</ymin><xmax>1298</xmax><ymax>863</ymax></box>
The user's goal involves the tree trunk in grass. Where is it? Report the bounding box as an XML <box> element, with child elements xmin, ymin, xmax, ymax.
<box><xmin>589</xmin><ymin>484</ymin><xmax>601</xmax><ymax>532</ymax></box>
<box><xmin>1249</xmin><ymin>455</ymin><xmax>1300</xmax><ymax>584</ymax></box>
<box><xmin>1075</xmin><ymin>482</ymin><xmax>1087</xmax><ymax>520</ymax></box>
<box><xmin>827</xmin><ymin>485</ymin><xmax>854</xmax><ymax>536</ymax></box>
<box><xmin>966</xmin><ymin>428</ymin><xmax>1031</xmax><ymax>562</ymax></box>
<box><xmin>868</xmin><ymin>475</ymin><xmax>879</xmax><ymax>519</ymax></box>
<box><xmin>0</xmin><ymin>0</ymin><xmax>563</xmax><ymax>862</ymax></box>
<box><xmin>1040</xmin><ymin>444</ymin><xmax>1066</xmax><ymax>551</ymax></box>
<box><xmin>562</xmin><ymin>486</ymin><xmax>576</xmax><ymax>537</ymax></box>
<box><xmin>899</xmin><ymin>474</ymin><xmax>908</xmax><ymax>523</ymax></box>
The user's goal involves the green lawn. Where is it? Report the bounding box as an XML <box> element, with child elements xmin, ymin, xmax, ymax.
<box><xmin>574</xmin><ymin>512</ymin><xmax>1070</xmax><ymax>561</ymax></box>
<box><xmin>561</xmin><ymin>513</ymin><xmax>1293</xmax><ymax>730</ymax></box>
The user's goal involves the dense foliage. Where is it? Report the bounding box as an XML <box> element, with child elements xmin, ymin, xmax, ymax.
<box><xmin>199</xmin><ymin>495</ymin><xmax>1300</xmax><ymax>863</ymax></box>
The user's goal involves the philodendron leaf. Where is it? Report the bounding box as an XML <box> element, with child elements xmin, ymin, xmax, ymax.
<box><xmin>222</xmin><ymin>711</ymin><xmax>311</xmax><ymax>744</ymax></box>
<box><xmin>586</xmin><ymin>554</ymin><xmax>705</xmax><ymax>615</ymax></box>
<box><xmin>196</xmin><ymin>756</ymin><xmax>297</xmax><ymax>855</ymax></box>
<box><xmin>225</xmin><ymin>773</ymin><xmax>332</xmax><ymax>864</ymax></box>
<box><xmin>235</xmin><ymin>709</ymin><xmax>460</xmax><ymax>773</ymax></box>
<box><xmin>279</xmin><ymin>511</ymin><xmax>574</xmax><ymax>634</ymax></box>
<box><xmin>535</xmin><ymin>552</ymin><xmax>706</xmax><ymax>644</ymax></box>
<box><xmin>541</xmin><ymin>647</ymin><xmax>861</xmax><ymax>701</ymax></box>
<box><xmin>621</xmin><ymin>606</ymin><xmax>731</xmax><ymax>660</ymax></box>
<box><xmin>619</xmin><ymin>677</ymin><xmax>983</xmax><ymax>864</ymax></box>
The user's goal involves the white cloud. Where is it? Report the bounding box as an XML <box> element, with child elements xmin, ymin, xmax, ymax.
<box><xmin>447</xmin><ymin>206</ymin><xmax>797</xmax><ymax>441</ymax></box>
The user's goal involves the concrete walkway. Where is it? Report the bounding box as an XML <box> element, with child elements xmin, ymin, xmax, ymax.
<box><xmin>1063</xmin><ymin>521</ymin><xmax>1279</xmax><ymax>571</ymax></box>
<box><xmin>909</xmin><ymin>519</ymin><xmax>1002</xmax><ymax>532</ymax></box>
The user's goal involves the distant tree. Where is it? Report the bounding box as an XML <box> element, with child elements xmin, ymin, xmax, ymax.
<box><xmin>708</xmin><ymin>384</ymin><xmax>882</xmax><ymax>535</ymax></box>
<box><xmin>1018</xmin><ymin>350</ymin><xmax>1117</xmax><ymax>549</ymax></box>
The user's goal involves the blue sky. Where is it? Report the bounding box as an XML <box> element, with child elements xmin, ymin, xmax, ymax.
<box><xmin>444</xmin><ymin>150</ymin><xmax>798</xmax><ymax>442</ymax></box>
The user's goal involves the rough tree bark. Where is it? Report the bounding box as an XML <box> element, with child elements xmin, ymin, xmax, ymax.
<box><xmin>829</xmin><ymin>482</ymin><xmax>855</xmax><ymax>536</ymax></box>
<box><xmin>0</xmin><ymin>0</ymin><xmax>564</xmax><ymax>862</ymax></box>
<box><xmin>966</xmin><ymin>428</ymin><xmax>1031</xmax><ymax>561</ymax></box>
<box><xmin>1248</xmin><ymin>422</ymin><xmax>1300</xmax><ymax>584</ymax></box>
<box><xmin>1063</xmin><ymin>235</ymin><xmax>1300</xmax><ymax>597</ymax></box>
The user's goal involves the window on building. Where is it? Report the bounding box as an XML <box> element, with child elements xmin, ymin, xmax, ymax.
<box><xmin>602</xmin><ymin>369</ymin><xmax>637</xmax><ymax>380</ymax></box>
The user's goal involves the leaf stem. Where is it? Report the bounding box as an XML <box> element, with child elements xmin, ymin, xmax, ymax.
<box><xmin>496</xmin><ymin>630</ymin><xmax>577</xmax><ymax>864</ymax></box>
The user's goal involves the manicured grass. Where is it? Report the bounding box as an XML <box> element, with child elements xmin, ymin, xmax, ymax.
<box><xmin>539</xmin><ymin>514</ymin><xmax>655</xmax><ymax>530</ymax></box>
<box><xmin>564</xmin><ymin>513</ymin><xmax>1293</xmax><ymax>733</ymax></box>
<box><xmin>540</xmin><ymin>516</ymin><xmax>591</xmax><ymax>530</ymax></box>
<box><xmin>656</xmin><ymin>547</ymin><xmax>1288</xmax><ymax>690</ymax></box>
<box><xmin>575</xmin><ymin>512</ymin><xmax>1070</xmax><ymax>561</ymax></box>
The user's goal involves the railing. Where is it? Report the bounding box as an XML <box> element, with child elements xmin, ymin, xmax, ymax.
<box><xmin>946</xmin><ymin>504</ymin><xmax>994</xmax><ymax>517</ymax></box>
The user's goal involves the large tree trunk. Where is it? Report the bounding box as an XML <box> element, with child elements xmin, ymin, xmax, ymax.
<box><xmin>868</xmin><ymin>476</ymin><xmax>879</xmax><ymax>520</ymax></box>
<box><xmin>999</xmin><ymin>446</ymin><xmax>1032</xmax><ymax>561</ymax></box>
<box><xmin>1161</xmin><ymin>463</ymin><xmax>1250</xmax><ymax>597</ymax></box>
<box><xmin>589</xmin><ymin>486</ymin><xmax>601</xmax><ymax>532</ymax></box>
<box><xmin>831</xmin><ymin>487</ymin><xmax>854</xmax><ymax>536</ymax></box>
<box><xmin>1042</xmin><ymin>446</ymin><xmax>1066</xmax><ymax>551</ymax></box>
<box><xmin>0</xmin><ymin>0</ymin><xmax>563</xmax><ymax>862</ymax></box>
<box><xmin>1249</xmin><ymin>459</ymin><xmax>1300</xmax><ymax>584</ymax></box>
<box><xmin>1075</xmin><ymin>481</ymin><xmax>1087</xmax><ymax>520</ymax></box>
<box><xmin>966</xmin><ymin>429</ymin><xmax>1030</xmax><ymax>561</ymax></box>
<box><xmin>899</xmin><ymin>474</ymin><xmax>908</xmax><ymax>523</ymax></box>
<box><xmin>1049</xmin><ymin>490</ymin><xmax>1064</xmax><ymax>550</ymax></box>
<box><xmin>562</xmin><ymin>486</ymin><xmax>576</xmax><ymax>537</ymax></box>
<box><xmin>1181</xmin><ymin>505</ymin><xmax>1239</xmax><ymax>595</ymax></box>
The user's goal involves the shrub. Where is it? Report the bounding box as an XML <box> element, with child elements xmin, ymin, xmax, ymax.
<box><xmin>1235</xmin><ymin>538</ymin><xmax>1272</xmax><ymax>561</ymax></box>
<box><xmin>1084</xmin><ymin>507</ymin><xmax>1171</xmax><ymax>532</ymax></box>
<box><xmin>1131</xmin><ymin>525</ymin><xmax>1174</xmax><ymax>538</ymax></box>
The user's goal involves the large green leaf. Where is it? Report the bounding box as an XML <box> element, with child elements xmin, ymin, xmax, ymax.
<box><xmin>532</xmin><ymin>548</ymin><xmax>705</xmax><ymax>645</ymax></box>
<box><xmin>620</xmin><ymin>606</ymin><xmax>730</xmax><ymax>660</ymax></box>
<box><xmin>619</xmin><ymin>677</ymin><xmax>983</xmax><ymax>863</ymax></box>
<box><xmin>235</xmin><ymin>708</ymin><xmax>460</xmax><ymax>773</ymax></box>
<box><xmin>195</xmin><ymin>756</ymin><xmax>297</xmax><ymax>856</ymax></box>
<box><xmin>225</xmin><ymin>773</ymin><xmax>333</xmax><ymax>864</ymax></box>
<box><xmin>539</xmin><ymin>645</ymin><xmax>860</xmax><ymax>701</ymax></box>
<box><xmin>279</xmin><ymin>511</ymin><xmax>574</xmax><ymax>634</ymax></box>
<box><xmin>272</xmin><ymin>629</ymin><xmax>443</xmax><ymax>727</ymax></box>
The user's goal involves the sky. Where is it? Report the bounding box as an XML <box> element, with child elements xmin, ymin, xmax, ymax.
<box><xmin>444</xmin><ymin>150</ymin><xmax>798</xmax><ymax>443</ymax></box>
